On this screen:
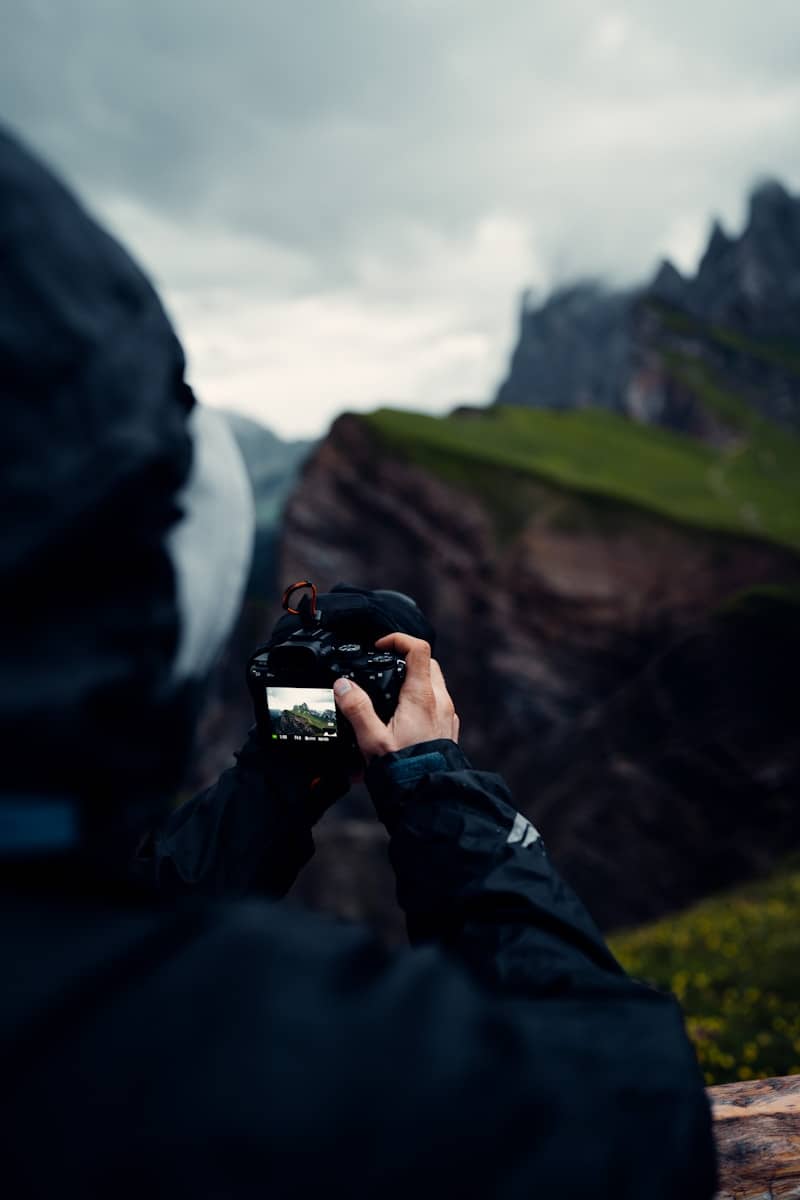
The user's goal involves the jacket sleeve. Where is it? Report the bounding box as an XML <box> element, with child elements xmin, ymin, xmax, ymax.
<box><xmin>355</xmin><ymin>738</ymin><xmax>716</xmax><ymax>1194</ymax></box>
<box><xmin>134</xmin><ymin>728</ymin><xmax>333</xmax><ymax>898</ymax></box>
<box><xmin>366</xmin><ymin>738</ymin><xmax>628</xmax><ymax>993</ymax></box>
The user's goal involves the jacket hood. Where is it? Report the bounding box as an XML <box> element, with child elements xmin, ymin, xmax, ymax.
<box><xmin>0</xmin><ymin>127</ymin><xmax>251</xmax><ymax>845</ymax></box>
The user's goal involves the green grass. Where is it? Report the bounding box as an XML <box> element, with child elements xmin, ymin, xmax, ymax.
<box><xmin>610</xmin><ymin>860</ymin><xmax>800</xmax><ymax>1085</ymax></box>
<box><xmin>660</xmin><ymin>353</ymin><xmax>800</xmax><ymax>542</ymax></box>
<box><xmin>365</xmin><ymin>404</ymin><xmax>800</xmax><ymax>553</ymax></box>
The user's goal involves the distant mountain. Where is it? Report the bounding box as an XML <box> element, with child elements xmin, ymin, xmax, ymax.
<box><xmin>496</xmin><ymin>180</ymin><xmax>800</xmax><ymax>436</ymax></box>
<box><xmin>224</xmin><ymin>411</ymin><xmax>312</xmax><ymax>535</ymax></box>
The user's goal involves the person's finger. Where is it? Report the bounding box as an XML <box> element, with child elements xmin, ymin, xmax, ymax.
<box><xmin>429</xmin><ymin>657</ymin><xmax>445</xmax><ymax>687</ymax></box>
<box><xmin>375</xmin><ymin>634</ymin><xmax>433</xmax><ymax>699</ymax></box>
<box><xmin>333</xmin><ymin>677</ymin><xmax>391</xmax><ymax>761</ymax></box>
<box><xmin>452</xmin><ymin>713</ymin><xmax>460</xmax><ymax>742</ymax></box>
<box><xmin>401</xmin><ymin>641</ymin><xmax>436</xmax><ymax>708</ymax></box>
<box><xmin>429</xmin><ymin>658</ymin><xmax>454</xmax><ymax>710</ymax></box>
<box><xmin>375</xmin><ymin>635</ymin><xmax>434</xmax><ymax>709</ymax></box>
<box><xmin>375</xmin><ymin>632</ymin><xmax>431</xmax><ymax>659</ymax></box>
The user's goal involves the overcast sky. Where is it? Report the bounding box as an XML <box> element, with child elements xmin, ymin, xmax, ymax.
<box><xmin>3</xmin><ymin>1</ymin><xmax>799</xmax><ymax>437</ymax></box>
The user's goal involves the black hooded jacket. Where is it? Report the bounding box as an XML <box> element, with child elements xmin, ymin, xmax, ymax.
<box><xmin>0</xmin><ymin>128</ymin><xmax>717</xmax><ymax>1198</ymax></box>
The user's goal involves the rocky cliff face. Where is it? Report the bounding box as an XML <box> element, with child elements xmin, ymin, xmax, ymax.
<box><xmin>280</xmin><ymin>414</ymin><xmax>800</xmax><ymax>933</ymax></box>
<box><xmin>496</xmin><ymin>180</ymin><xmax>800</xmax><ymax>435</ymax></box>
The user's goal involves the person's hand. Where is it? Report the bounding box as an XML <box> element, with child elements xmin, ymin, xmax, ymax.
<box><xmin>333</xmin><ymin>633</ymin><xmax>460</xmax><ymax>763</ymax></box>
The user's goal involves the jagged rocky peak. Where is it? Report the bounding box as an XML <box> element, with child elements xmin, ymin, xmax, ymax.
<box><xmin>698</xmin><ymin>219</ymin><xmax>734</xmax><ymax>271</ymax></box>
<box><xmin>495</xmin><ymin>280</ymin><xmax>634</xmax><ymax>413</ymax></box>
<box><xmin>494</xmin><ymin>176</ymin><xmax>800</xmax><ymax>433</ymax></box>
<box><xmin>690</xmin><ymin>217</ymin><xmax>740</xmax><ymax>320</ymax></box>
<box><xmin>693</xmin><ymin>180</ymin><xmax>800</xmax><ymax>330</ymax></box>
<box><xmin>744</xmin><ymin>178</ymin><xmax>800</xmax><ymax>310</ymax></box>
<box><xmin>748</xmin><ymin>178</ymin><xmax>797</xmax><ymax>236</ymax></box>
<box><xmin>517</xmin><ymin>281</ymin><xmax>611</xmax><ymax>333</ymax></box>
<box><xmin>650</xmin><ymin>258</ymin><xmax>687</xmax><ymax>306</ymax></box>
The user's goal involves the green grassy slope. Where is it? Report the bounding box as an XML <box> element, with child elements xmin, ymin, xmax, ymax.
<box><xmin>365</xmin><ymin>405</ymin><xmax>800</xmax><ymax>552</ymax></box>
<box><xmin>610</xmin><ymin>861</ymin><xmax>800</xmax><ymax>1085</ymax></box>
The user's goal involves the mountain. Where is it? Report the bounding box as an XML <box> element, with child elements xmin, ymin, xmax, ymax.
<box><xmin>223</xmin><ymin>411</ymin><xmax>313</xmax><ymax>596</ymax></box>
<box><xmin>224</xmin><ymin>411</ymin><xmax>311</xmax><ymax>528</ymax></box>
<box><xmin>496</xmin><ymin>180</ymin><xmax>800</xmax><ymax>437</ymax></box>
<box><xmin>281</xmin><ymin>408</ymin><xmax>800</xmax><ymax>932</ymax></box>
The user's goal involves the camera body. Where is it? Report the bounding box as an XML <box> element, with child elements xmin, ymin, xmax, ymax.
<box><xmin>247</xmin><ymin>622</ymin><xmax>406</xmax><ymax>763</ymax></box>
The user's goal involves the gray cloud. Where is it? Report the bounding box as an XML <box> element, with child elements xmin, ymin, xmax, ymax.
<box><xmin>3</xmin><ymin>1</ymin><xmax>800</xmax><ymax>435</ymax></box>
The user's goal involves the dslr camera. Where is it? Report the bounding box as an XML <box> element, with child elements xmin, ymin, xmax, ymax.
<box><xmin>247</xmin><ymin>581</ymin><xmax>428</xmax><ymax>766</ymax></box>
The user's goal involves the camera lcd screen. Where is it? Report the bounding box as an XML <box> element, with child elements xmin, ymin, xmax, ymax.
<box><xmin>266</xmin><ymin>686</ymin><xmax>338</xmax><ymax>743</ymax></box>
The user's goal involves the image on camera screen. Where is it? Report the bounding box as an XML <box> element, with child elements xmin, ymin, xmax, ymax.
<box><xmin>267</xmin><ymin>686</ymin><xmax>338</xmax><ymax>742</ymax></box>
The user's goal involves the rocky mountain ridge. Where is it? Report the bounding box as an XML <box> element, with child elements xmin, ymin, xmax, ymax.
<box><xmin>224</xmin><ymin>411</ymin><xmax>312</xmax><ymax>596</ymax></box>
<box><xmin>496</xmin><ymin>180</ymin><xmax>800</xmax><ymax>436</ymax></box>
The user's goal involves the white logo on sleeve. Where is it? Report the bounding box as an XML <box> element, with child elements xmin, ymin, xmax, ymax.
<box><xmin>506</xmin><ymin>811</ymin><xmax>541</xmax><ymax>849</ymax></box>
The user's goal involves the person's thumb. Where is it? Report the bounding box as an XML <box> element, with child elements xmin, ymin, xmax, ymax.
<box><xmin>333</xmin><ymin>677</ymin><xmax>392</xmax><ymax>762</ymax></box>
